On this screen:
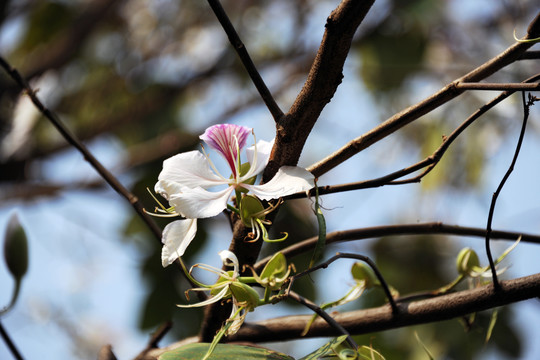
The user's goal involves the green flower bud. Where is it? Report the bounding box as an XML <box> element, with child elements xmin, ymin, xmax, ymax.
<box><xmin>4</xmin><ymin>213</ymin><xmax>29</xmax><ymax>281</ymax></box>
<box><xmin>456</xmin><ymin>248</ymin><xmax>480</xmax><ymax>276</ymax></box>
<box><xmin>257</xmin><ymin>252</ymin><xmax>292</xmax><ymax>291</ymax></box>
<box><xmin>351</xmin><ymin>262</ymin><xmax>378</xmax><ymax>289</ymax></box>
<box><xmin>239</xmin><ymin>195</ymin><xmax>265</xmax><ymax>227</ymax></box>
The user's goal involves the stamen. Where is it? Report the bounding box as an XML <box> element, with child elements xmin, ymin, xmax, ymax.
<box><xmin>201</xmin><ymin>143</ymin><xmax>227</xmax><ymax>181</ymax></box>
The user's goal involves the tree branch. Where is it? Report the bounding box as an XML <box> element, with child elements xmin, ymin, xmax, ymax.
<box><xmin>455</xmin><ymin>82</ymin><xmax>540</xmax><ymax>90</ymax></box>
<box><xmin>0</xmin><ymin>57</ymin><xmax>163</xmax><ymax>242</ymax></box>
<box><xmin>307</xmin><ymin>12</ymin><xmax>540</xmax><ymax>178</ymax></box>
<box><xmin>229</xmin><ymin>272</ymin><xmax>540</xmax><ymax>342</ymax></box>
<box><xmin>264</xmin><ymin>0</ymin><xmax>376</xmax><ymax>180</ymax></box>
<box><xmin>254</xmin><ymin>222</ymin><xmax>540</xmax><ymax>272</ymax></box>
<box><xmin>207</xmin><ymin>0</ymin><xmax>284</xmax><ymax>122</ymax></box>
<box><xmin>145</xmin><ymin>273</ymin><xmax>540</xmax><ymax>357</ymax></box>
<box><xmin>200</xmin><ymin>0</ymin><xmax>376</xmax><ymax>341</ymax></box>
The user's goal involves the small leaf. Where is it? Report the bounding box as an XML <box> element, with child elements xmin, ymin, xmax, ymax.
<box><xmin>414</xmin><ymin>331</ymin><xmax>434</xmax><ymax>360</ymax></box>
<box><xmin>486</xmin><ymin>309</ymin><xmax>498</xmax><ymax>344</ymax></box>
<box><xmin>159</xmin><ymin>343</ymin><xmax>294</xmax><ymax>360</ymax></box>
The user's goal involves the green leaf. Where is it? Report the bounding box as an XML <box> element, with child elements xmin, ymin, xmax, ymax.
<box><xmin>159</xmin><ymin>343</ymin><xmax>295</xmax><ymax>360</ymax></box>
<box><xmin>485</xmin><ymin>310</ymin><xmax>498</xmax><ymax>344</ymax></box>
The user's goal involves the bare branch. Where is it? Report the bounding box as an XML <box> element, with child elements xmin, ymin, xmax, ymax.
<box><xmin>264</xmin><ymin>0</ymin><xmax>376</xmax><ymax>180</ymax></box>
<box><xmin>134</xmin><ymin>322</ymin><xmax>172</xmax><ymax>360</ymax></box>
<box><xmin>0</xmin><ymin>320</ymin><xmax>24</xmax><ymax>360</ymax></box>
<box><xmin>455</xmin><ymin>82</ymin><xmax>540</xmax><ymax>90</ymax></box>
<box><xmin>144</xmin><ymin>273</ymin><xmax>540</xmax><ymax>356</ymax></box>
<box><xmin>485</xmin><ymin>92</ymin><xmax>535</xmax><ymax>290</ymax></box>
<box><xmin>228</xmin><ymin>273</ymin><xmax>540</xmax><ymax>343</ymax></box>
<box><xmin>286</xmin><ymin>290</ymin><xmax>357</xmax><ymax>349</ymax></box>
<box><xmin>207</xmin><ymin>0</ymin><xmax>284</xmax><ymax>121</ymax></box>
<box><xmin>289</xmin><ymin>252</ymin><xmax>398</xmax><ymax>315</ymax></box>
<box><xmin>254</xmin><ymin>222</ymin><xmax>540</xmax><ymax>272</ymax></box>
<box><xmin>0</xmin><ymin>57</ymin><xmax>163</xmax><ymax>242</ymax></box>
<box><xmin>308</xmin><ymin>12</ymin><xmax>540</xmax><ymax>178</ymax></box>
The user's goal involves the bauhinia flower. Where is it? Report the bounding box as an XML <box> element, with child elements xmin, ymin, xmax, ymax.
<box><xmin>154</xmin><ymin>124</ymin><xmax>314</xmax><ymax>266</ymax></box>
<box><xmin>156</xmin><ymin>124</ymin><xmax>314</xmax><ymax>218</ymax></box>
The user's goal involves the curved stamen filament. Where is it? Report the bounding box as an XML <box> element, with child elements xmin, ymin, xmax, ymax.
<box><xmin>201</xmin><ymin>144</ymin><xmax>228</xmax><ymax>181</ymax></box>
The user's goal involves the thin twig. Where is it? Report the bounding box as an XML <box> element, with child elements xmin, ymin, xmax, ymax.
<box><xmin>206</xmin><ymin>0</ymin><xmax>284</xmax><ymax>122</ymax></box>
<box><xmin>283</xmin><ymin>74</ymin><xmax>540</xmax><ymax>198</ymax></box>
<box><xmin>288</xmin><ymin>252</ymin><xmax>398</xmax><ymax>315</ymax></box>
<box><xmin>286</xmin><ymin>291</ymin><xmax>358</xmax><ymax>349</ymax></box>
<box><xmin>0</xmin><ymin>56</ymin><xmax>163</xmax><ymax>242</ymax></box>
<box><xmin>485</xmin><ymin>92</ymin><xmax>534</xmax><ymax>290</ymax></box>
<box><xmin>254</xmin><ymin>222</ymin><xmax>539</xmax><ymax>272</ymax></box>
<box><xmin>134</xmin><ymin>322</ymin><xmax>173</xmax><ymax>360</ymax></box>
<box><xmin>0</xmin><ymin>320</ymin><xmax>24</xmax><ymax>360</ymax></box>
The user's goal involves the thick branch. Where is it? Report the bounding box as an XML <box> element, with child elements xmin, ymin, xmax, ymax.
<box><xmin>230</xmin><ymin>273</ymin><xmax>540</xmax><ymax>342</ymax></box>
<box><xmin>264</xmin><ymin>0</ymin><xmax>375</xmax><ymax>180</ymax></box>
<box><xmin>145</xmin><ymin>273</ymin><xmax>540</xmax><ymax>357</ymax></box>
<box><xmin>200</xmin><ymin>0</ymin><xmax>375</xmax><ymax>340</ymax></box>
<box><xmin>308</xmin><ymin>12</ymin><xmax>540</xmax><ymax>178</ymax></box>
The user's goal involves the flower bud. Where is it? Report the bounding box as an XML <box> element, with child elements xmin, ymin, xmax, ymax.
<box><xmin>4</xmin><ymin>213</ymin><xmax>29</xmax><ymax>281</ymax></box>
<box><xmin>351</xmin><ymin>262</ymin><xmax>378</xmax><ymax>289</ymax></box>
<box><xmin>456</xmin><ymin>247</ymin><xmax>480</xmax><ymax>276</ymax></box>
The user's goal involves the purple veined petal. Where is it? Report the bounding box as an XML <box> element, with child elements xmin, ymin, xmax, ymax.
<box><xmin>243</xmin><ymin>139</ymin><xmax>274</xmax><ymax>180</ymax></box>
<box><xmin>200</xmin><ymin>124</ymin><xmax>252</xmax><ymax>174</ymax></box>
<box><xmin>158</xmin><ymin>150</ymin><xmax>227</xmax><ymax>189</ymax></box>
<box><xmin>245</xmin><ymin>166</ymin><xmax>314</xmax><ymax>200</ymax></box>
<box><xmin>161</xmin><ymin>219</ymin><xmax>198</xmax><ymax>267</ymax></box>
<box><xmin>169</xmin><ymin>186</ymin><xmax>235</xmax><ymax>219</ymax></box>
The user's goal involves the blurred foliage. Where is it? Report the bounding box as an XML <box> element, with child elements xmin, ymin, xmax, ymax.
<box><xmin>0</xmin><ymin>0</ymin><xmax>538</xmax><ymax>359</ymax></box>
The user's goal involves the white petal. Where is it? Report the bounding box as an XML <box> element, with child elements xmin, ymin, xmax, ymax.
<box><xmin>158</xmin><ymin>151</ymin><xmax>227</xmax><ymax>189</ymax></box>
<box><xmin>154</xmin><ymin>179</ymin><xmax>184</xmax><ymax>201</ymax></box>
<box><xmin>219</xmin><ymin>250</ymin><xmax>240</xmax><ymax>275</ymax></box>
<box><xmin>169</xmin><ymin>186</ymin><xmax>234</xmax><ymax>218</ymax></box>
<box><xmin>226</xmin><ymin>303</ymin><xmax>246</xmax><ymax>335</ymax></box>
<box><xmin>244</xmin><ymin>139</ymin><xmax>274</xmax><ymax>178</ymax></box>
<box><xmin>161</xmin><ymin>219</ymin><xmax>198</xmax><ymax>267</ymax></box>
<box><xmin>245</xmin><ymin>166</ymin><xmax>314</xmax><ymax>200</ymax></box>
<box><xmin>176</xmin><ymin>286</ymin><xmax>229</xmax><ymax>308</ymax></box>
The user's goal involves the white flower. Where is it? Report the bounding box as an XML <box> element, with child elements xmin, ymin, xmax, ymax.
<box><xmin>154</xmin><ymin>124</ymin><xmax>314</xmax><ymax>267</ymax></box>
<box><xmin>155</xmin><ymin>124</ymin><xmax>314</xmax><ymax>219</ymax></box>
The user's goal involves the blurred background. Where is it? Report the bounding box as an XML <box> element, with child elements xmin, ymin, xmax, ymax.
<box><xmin>1</xmin><ymin>0</ymin><xmax>539</xmax><ymax>359</ymax></box>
